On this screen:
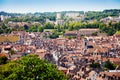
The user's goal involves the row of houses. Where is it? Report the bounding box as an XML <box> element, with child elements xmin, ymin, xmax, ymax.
<box><xmin>64</xmin><ymin>28</ymin><xmax>100</xmax><ymax>37</ymax></box>
<box><xmin>0</xmin><ymin>31</ymin><xmax>120</xmax><ymax>80</ymax></box>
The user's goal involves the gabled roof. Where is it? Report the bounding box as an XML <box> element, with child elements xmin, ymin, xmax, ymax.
<box><xmin>101</xmin><ymin>72</ymin><xmax>120</xmax><ymax>77</ymax></box>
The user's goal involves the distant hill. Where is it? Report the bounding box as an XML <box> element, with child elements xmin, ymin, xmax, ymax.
<box><xmin>0</xmin><ymin>9</ymin><xmax>120</xmax><ymax>17</ymax></box>
<box><xmin>103</xmin><ymin>9</ymin><xmax>120</xmax><ymax>13</ymax></box>
<box><xmin>0</xmin><ymin>9</ymin><xmax>120</xmax><ymax>21</ymax></box>
<box><xmin>0</xmin><ymin>11</ymin><xmax>23</xmax><ymax>17</ymax></box>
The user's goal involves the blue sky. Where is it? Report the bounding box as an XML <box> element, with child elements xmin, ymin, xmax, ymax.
<box><xmin>0</xmin><ymin>0</ymin><xmax>120</xmax><ymax>13</ymax></box>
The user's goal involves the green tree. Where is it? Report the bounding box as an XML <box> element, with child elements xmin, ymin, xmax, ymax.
<box><xmin>8</xmin><ymin>50</ymin><xmax>16</xmax><ymax>55</ymax></box>
<box><xmin>0</xmin><ymin>54</ymin><xmax>68</xmax><ymax>80</ymax></box>
<box><xmin>90</xmin><ymin>62</ymin><xmax>100</xmax><ymax>68</ymax></box>
<box><xmin>44</xmin><ymin>23</ymin><xmax>54</xmax><ymax>29</ymax></box>
<box><xmin>0</xmin><ymin>62</ymin><xmax>17</xmax><ymax>80</ymax></box>
<box><xmin>0</xmin><ymin>56</ymin><xmax>8</xmax><ymax>65</ymax></box>
<box><xmin>28</xmin><ymin>25</ymin><xmax>38</xmax><ymax>32</ymax></box>
<box><xmin>104</xmin><ymin>60</ymin><xmax>116</xmax><ymax>70</ymax></box>
<box><xmin>49</xmin><ymin>33</ymin><xmax>59</xmax><ymax>39</ymax></box>
<box><xmin>115</xmin><ymin>30</ymin><xmax>120</xmax><ymax>34</ymax></box>
<box><xmin>0</xmin><ymin>28</ymin><xmax>3</xmax><ymax>34</ymax></box>
<box><xmin>38</xmin><ymin>26</ymin><xmax>44</xmax><ymax>32</ymax></box>
<box><xmin>92</xmin><ymin>32</ymin><xmax>98</xmax><ymax>36</ymax></box>
<box><xmin>1</xmin><ymin>23</ymin><xmax>7</xmax><ymax>29</ymax></box>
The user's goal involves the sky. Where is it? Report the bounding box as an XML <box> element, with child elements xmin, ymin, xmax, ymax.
<box><xmin>0</xmin><ymin>0</ymin><xmax>120</xmax><ymax>13</ymax></box>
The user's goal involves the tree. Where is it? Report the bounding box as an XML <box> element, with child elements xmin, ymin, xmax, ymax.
<box><xmin>8</xmin><ymin>50</ymin><xmax>15</xmax><ymax>55</ymax></box>
<box><xmin>92</xmin><ymin>32</ymin><xmax>98</xmax><ymax>36</ymax></box>
<box><xmin>24</xmin><ymin>25</ymin><xmax>29</xmax><ymax>30</ymax></box>
<box><xmin>104</xmin><ymin>60</ymin><xmax>116</xmax><ymax>70</ymax></box>
<box><xmin>49</xmin><ymin>33</ymin><xmax>59</xmax><ymax>39</ymax></box>
<box><xmin>28</xmin><ymin>25</ymin><xmax>38</xmax><ymax>32</ymax></box>
<box><xmin>0</xmin><ymin>56</ymin><xmax>8</xmax><ymax>65</ymax></box>
<box><xmin>90</xmin><ymin>62</ymin><xmax>100</xmax><ymax>68</ymax></box>
<box><xmin>38</xmin><ymin>26</ymin><xmax>44</xmax><ymax>32</ymax></box>
<box><xmin>0</xmin><ymin>28</ymin><xmax>3</xmax><ymax>34</ymax></box>
<box><xmin>115</xmin><ymin>31</ymin><xmax>120</xmax><ymax>34</ymax></box>
<box><xmin>0</xmin><ymin>62</ymin><xmax>18</xmax><ymax>80</ymax></box>
<box><xmin>1</xmin><ymin>23</ymin><xmax>7</xmax><ymax>29</ymax></box>
<box><xmin>44</xmin><ymin>23</ymin><xmax>54</xmax><ymax>29</ymax></box>
<box><xmin>0</xmin><ymin>54</ymin><xmax>68</xmax><ymax>80</ymax></box>
<box><xmin>19</xmin><ymin>26</ymin><xmax>24</xmax><ymax>31</ymax></box>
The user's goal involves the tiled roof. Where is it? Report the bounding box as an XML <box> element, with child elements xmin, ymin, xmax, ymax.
<box><xmin>101</xmin><ymin>72</ymin><xmax>120</xmax><ymax>77</ymax></box>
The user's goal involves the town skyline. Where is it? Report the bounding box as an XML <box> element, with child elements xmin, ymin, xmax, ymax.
<box><xmin>0</xmin><ymin>0</ymin><xmax>120</xmax><ymax>13</ymax></box>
